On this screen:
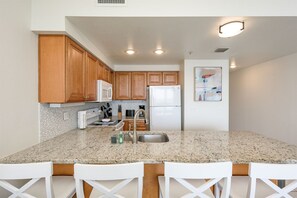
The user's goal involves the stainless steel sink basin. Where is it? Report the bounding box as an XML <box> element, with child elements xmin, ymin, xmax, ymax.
<box><xmin>138</xmin><ymin>134</ymin><xmax>169</xmax><ymax>143</ymax></box>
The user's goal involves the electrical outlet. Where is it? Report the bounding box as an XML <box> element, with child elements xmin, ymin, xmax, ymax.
<box><xmin>63</xmin><ymin>112</ymin><xmax>69</xmax><ymax>120</ymax></box>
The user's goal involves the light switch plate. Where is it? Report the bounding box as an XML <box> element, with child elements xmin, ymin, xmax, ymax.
<box><xmin>63</xmin><ymin>112</ymin><xmax>69</xmax><ymax>120</ymax></box>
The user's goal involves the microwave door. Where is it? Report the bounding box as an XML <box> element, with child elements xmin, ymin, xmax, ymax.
<box><xmin>108</xmin><ymin>87</ymin><xmax>112</xmax><ymax>100</ymax></box>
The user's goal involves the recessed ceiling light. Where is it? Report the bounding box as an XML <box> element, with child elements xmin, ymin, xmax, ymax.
<box><xmin>125</xmin><ymin>49</ymin><xmax>135</xmax><ymax>55</ymax></box>
<box><xmin>154</xmin><ymin>49</ymin><xmax>164</xmax><ymax>55</ymax></box>
<box><xmin>230</xmin><ymin>64</ymin><xmax>237</xmax><ymax>69</ymax></box>
<box><xmin>219</xmin><ymin>21</ymin><xmax>244</xmax><ymax>38</ymax></box>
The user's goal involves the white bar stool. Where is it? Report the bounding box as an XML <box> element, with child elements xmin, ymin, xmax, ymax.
<box><xmin>0</xmin><ymin>162</ymin><xmax>76</xmax><ymax>198</ymax></box>
<box><xmin>74</xmin><ymin>162</ymin><xmax>144</xmax><ymax>198</ymax></box>
<box><xmin>158</xmin><ymin>161</ymin><xmax>232</xmax><ymax>198</ymax></box>
<box><xmin>222</xmin><ymin>163</ymin><xmax>297</xmax><ymax>198</ymax></box>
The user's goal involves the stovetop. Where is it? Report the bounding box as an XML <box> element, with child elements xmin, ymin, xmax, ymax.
<box><xmin>90</xmin><ymin>119</ymin><xmax>121</xmax><ymax>126</ymax></box>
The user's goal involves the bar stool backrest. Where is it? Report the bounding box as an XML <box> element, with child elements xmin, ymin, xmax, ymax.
<box><xmin>0</xmin><ymin>162</ymin><xmax>54</xmax><ymax>198</ymax></box>
<box><xmin>74</xmin><ymin>162</ymin><xmax>144</xmax><ymax>198</ymax></box>
<box><xmin>164</xmin><ymin>161</ymin><xmax>232</xmax><ymax>198</ymax></box>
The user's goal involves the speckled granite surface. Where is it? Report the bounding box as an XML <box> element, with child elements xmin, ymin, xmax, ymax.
<box><xmin>1</xmin><ymin>129</ymin><xmax>297</xmax><ymax>164</ymax></box>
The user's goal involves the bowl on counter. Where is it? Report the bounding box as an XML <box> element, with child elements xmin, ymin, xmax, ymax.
<box><xmin>102</xmin><ymin>118</ymin><xmax>111</xmax><ymax>122</ymax></box>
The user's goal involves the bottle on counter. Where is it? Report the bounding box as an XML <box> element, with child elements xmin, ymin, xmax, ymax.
<box><xmin>118</xmin><ymin>105</ymin><xmax>122</xmax><ymax>120</ymax></box>
<box><xmin>118</xmin><ymin>131</ymin><xmax>123</xmax><ymax>144</ymax></box>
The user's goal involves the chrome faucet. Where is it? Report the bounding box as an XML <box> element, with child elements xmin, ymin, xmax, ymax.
<box><xmin>129</xmin><ymin>109</ymin><xmax>147</xmax><ymax>144</ymax></box>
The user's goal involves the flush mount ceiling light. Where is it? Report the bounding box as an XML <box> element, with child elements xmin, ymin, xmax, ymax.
<box><xmin>125</xmin><ymin>49</ymin><xmax>135</xmax><ymax>55</ymax></box>
<box><xmin>230</xmin><ymin>64</ymin><xmax>237</xmax><ymax>69</ymax></box>
<box><xmin>154</xmin><ymin>49</ymin><xmax>164</xmax><ymax>55</ymax></box>
<box><xmin>219</xmin><ymin>21</ymin><xmax>244</xmax><ymax>38</ymax></box>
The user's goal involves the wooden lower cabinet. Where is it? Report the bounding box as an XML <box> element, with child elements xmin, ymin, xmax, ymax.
<box><xmin>123</xmin><ymin>120</ymin><xmax>147</xmax><ymax>131</ymax></box>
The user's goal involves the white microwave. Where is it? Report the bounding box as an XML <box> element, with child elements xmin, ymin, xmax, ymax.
<box><xmin>96</xmin><ymin>80</ymin><xmax>112</xmax><ymax>102</ymax></box>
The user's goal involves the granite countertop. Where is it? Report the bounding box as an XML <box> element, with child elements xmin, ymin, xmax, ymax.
<box><xmin>1</xmin><ymin>128</ymin><xmax>297</xmax><ymax>164</ymax></box>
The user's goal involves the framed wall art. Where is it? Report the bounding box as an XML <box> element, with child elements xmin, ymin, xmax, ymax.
<box><xmin>194</xmin><ymin>67</ymin><xmax>222</xmax><ymax>101</ymax></box>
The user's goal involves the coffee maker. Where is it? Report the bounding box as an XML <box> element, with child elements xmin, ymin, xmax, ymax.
<box><xmin>139</xmin><ymin>105</ymin><xmax>145</xmax><ymax>117</ymax></box>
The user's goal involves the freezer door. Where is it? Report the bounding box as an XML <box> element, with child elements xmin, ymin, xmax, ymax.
<box><xmin>150</xmin><ymin>107</ymin><xmax>181</xmax><ymax>131</ymax></box>
<box><xmin>149</xmin><ymin>85</ymin><xmax>181</xmax><ymax>107</ymax></box>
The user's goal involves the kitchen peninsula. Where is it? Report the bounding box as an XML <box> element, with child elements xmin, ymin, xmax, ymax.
<box><xmin>1</xmin><ymin>128</ymin><xmax>297</xmax><ymax>197</ymax></box>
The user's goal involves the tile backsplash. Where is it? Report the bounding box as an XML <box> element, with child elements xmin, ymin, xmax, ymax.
<box><xmin>39</xmin><ymin>103</ymin><xmax>105</xmax><ymax>142</ymax></box>
<box><xmin>111</xmin><ymin>100</ymin><xmax>148</xmax><ymax>116</ymax></box>
<box><xmin>40</xmin><ymin>100</ymin><xmax>148</xmax><ymax>142</ymax></box>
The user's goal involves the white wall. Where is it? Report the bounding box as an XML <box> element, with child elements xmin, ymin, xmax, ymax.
<box><xmin>0</xmin><ymin>0</ymin><xmax>39</xmax><ymax>158</ymax></box>
<box><xmin>230</xmin><ymin>53</ymin><xmax>297</xmax><ymax>145</ymax></box>
<box><xmin>183</xmin><ymin>60</ymin><xmax>229</xmax><ymax>131</ymax></box>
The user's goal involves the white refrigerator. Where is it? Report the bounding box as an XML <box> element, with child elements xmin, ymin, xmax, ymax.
<box><xmin>149</xmin><ymin>85</ymin><xmax>181</xmax><ymax>131</ymax></box>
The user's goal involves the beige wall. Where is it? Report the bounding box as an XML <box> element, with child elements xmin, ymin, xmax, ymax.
<box><xmin>183</xmin><ymin>59</ymin><xmax>229</xmax><ymax>131</ymax></box>
<box><xmin>0</xmin><ymin>0</ymin><xmax>39</xmax><ymax>158</ymax></box>
<box><xmin>230</xmin><ymin>53</ymin><xmax>297</xmax><ymax>145</ymax></box>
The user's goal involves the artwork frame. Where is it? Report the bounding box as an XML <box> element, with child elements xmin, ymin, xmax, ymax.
<box><xmin>194</xmin><ymin>67</ymin><xmax>222</xmax><ymax>102</ymax></box>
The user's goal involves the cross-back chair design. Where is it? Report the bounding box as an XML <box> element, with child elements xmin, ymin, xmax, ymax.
<box><xmin>74</xmin><ymin>162</ymin><xmax>144</xmax><ymax>198</ymax></box>
<box><xmin>159</xmin><ymin>161</ymin><xmax>232</xmax><ymax>198</ymax></box>
<box><xmin>248</xmin><ymin>163</ymin><xmax>297</xmax><ymax>198</ymax></box>
<box><xmin>0</xmin><ymin>162</ymin><xmax>54</xmax><ymax>198</ymax></box>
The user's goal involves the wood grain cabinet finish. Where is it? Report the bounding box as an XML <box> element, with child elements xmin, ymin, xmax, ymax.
<box><xmin>97</xmin><ymin>61</ymin><xmax>104</xmax><ymax>81</ymax></box>
<box><xmin>163</xmin><ymin>71</ymin><xmax>179</xmax><ymax>85</ymax></box>
<box><xmin>65</xmin><ymin>38</ymin><xmax>86</xmax><ymax>102</ymax></box>
<box><xmin>131</xmin><ymin>72</ymin><xmax>147</xmax><ymax>100</ymax></box>
<box><xmin>115</xmin><ymin>72</ymin><xmax>131</xmax><ymax>100</ymax></box>
<box><xmin>39</xmin><ymin>35</ymin><xmax>112</xmax><ymax>103</ymax></box>
<box><xmin>147</xmin><ymin>72</ymin><xmax>163</xmax><ymax>86</ymax></box>
<box><xmin>39</xmin><ymin>35</ymin><xmax>87</xmax><ymax>103</ymax></box>
<box><xmin>85</xmin><ymin>52</ymin><xmax>97</xmax><ymax>101</ymax></box>
<box><xmin>123</xmin><ymin>120</ymin><xmax>147</xmax><ymax>131</ymax></box>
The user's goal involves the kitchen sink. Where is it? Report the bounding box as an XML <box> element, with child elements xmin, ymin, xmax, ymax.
<box><xmin>138</xmin><ymin>134</ymin><xmax>169</xmax><ymax>143</ymax></box>
<box><xmin>124</xmin><ymin>133</ymin><xmax>169</xmax><ymax>143</ymax></box>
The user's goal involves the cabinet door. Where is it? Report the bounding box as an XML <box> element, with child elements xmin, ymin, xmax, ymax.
<box><xmin>85</xmin><ymin>52</ymin><xmax>97</xmax><ymax>101</ymax></box>
<box><xmin>104</xmin><ymin>66</ymin><xmax>110</xmax><ymax>82</ymax></box>
<box><xmin>163</xmin><ymin>72</ymin><xmax>179</xmax><ymax>85</ymax></box>
<box><xmin>97</xmin><ymin>61</ymin><xmax>104</xmax><ymax>80</ymax></box>
<box><xmin>39</xmin><ymin>35</ymin><xmax>66</xmax><ymax>103</ymax></box>
<box><xmin>131</xmin><ymin>72</ymin><xmax>147</xmax><ymax>100</ymax></box>
<box><xmin>65</xmin><ymin>38</ymin><xmax>85</xmax><ymax>102</ymax></box>
<box><xmin>115</xmin><ymin>72</ymin><xmax>131</xmax><ymax>100</ymax></box>
<box><xmin>147</xmin><ymin>72</ymin><xmax>163</xmax><ymax>86</ymax></box>
<box><xmin>110</xmin><ymin>71</ymin><xmax>115</xmax><ymax>99</ymax></box>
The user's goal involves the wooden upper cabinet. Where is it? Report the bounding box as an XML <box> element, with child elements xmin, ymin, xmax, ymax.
<box><xmin>131</xmin><ymin>72</ymin><xmax>147</xmax><ymax>100</ymax></box>
<box><xmin>97</xmin><ymin>61</ymin><xmax>104</xmax><ymax>80</ymax></box>
<box><xmin>115</xmin><ymin>72</ymin><xmax>131</xmax><ymax>100</ymax></box>
<box><xmin>85</xmin><ymin>52</ymin><xmax>97</xmax><ymax>101</ymax></box>
<box><xmin>39</xmin><ymin>35</ymin><xmax>66</xmax><ymax>103</ymax></box>
<box><xmin>147</xmin><ymin>72</ymin><xmax>163</xmax><ymax>86</ymax></box>
<box><xmin>104</xmin><ymin>66</ymin><xmax>110</xmax><ymax>83</ymax></box>
<box><xmin>65</xmin><ymin>38</ymin><xmax>86</xmax><ymax>102</ymax></box>
<box><xmin>39</xmin><ymin>35</ymin><xmax>88</xmax><ymax>103</ymax></box>
<box><xmin>163</xmin><ymin>72</ymin><xmax>179</xmax><ymax>85</ymax></box>
<box><xmin>39</xmin><ymin>35</ymin><xmax>101</xmax><ymax>103</ymax></box>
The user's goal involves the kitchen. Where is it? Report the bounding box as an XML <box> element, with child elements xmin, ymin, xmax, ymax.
<box><xmin>1</xmin><ymin>0</ymin><xmax>297</xmax><ymax>197</ymax></box>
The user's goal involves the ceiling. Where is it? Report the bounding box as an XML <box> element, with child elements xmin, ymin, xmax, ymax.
<box><xmin>68</xmin><ymin>17</ymin><xmax>297</xmax><ymax>69</ymax></box>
